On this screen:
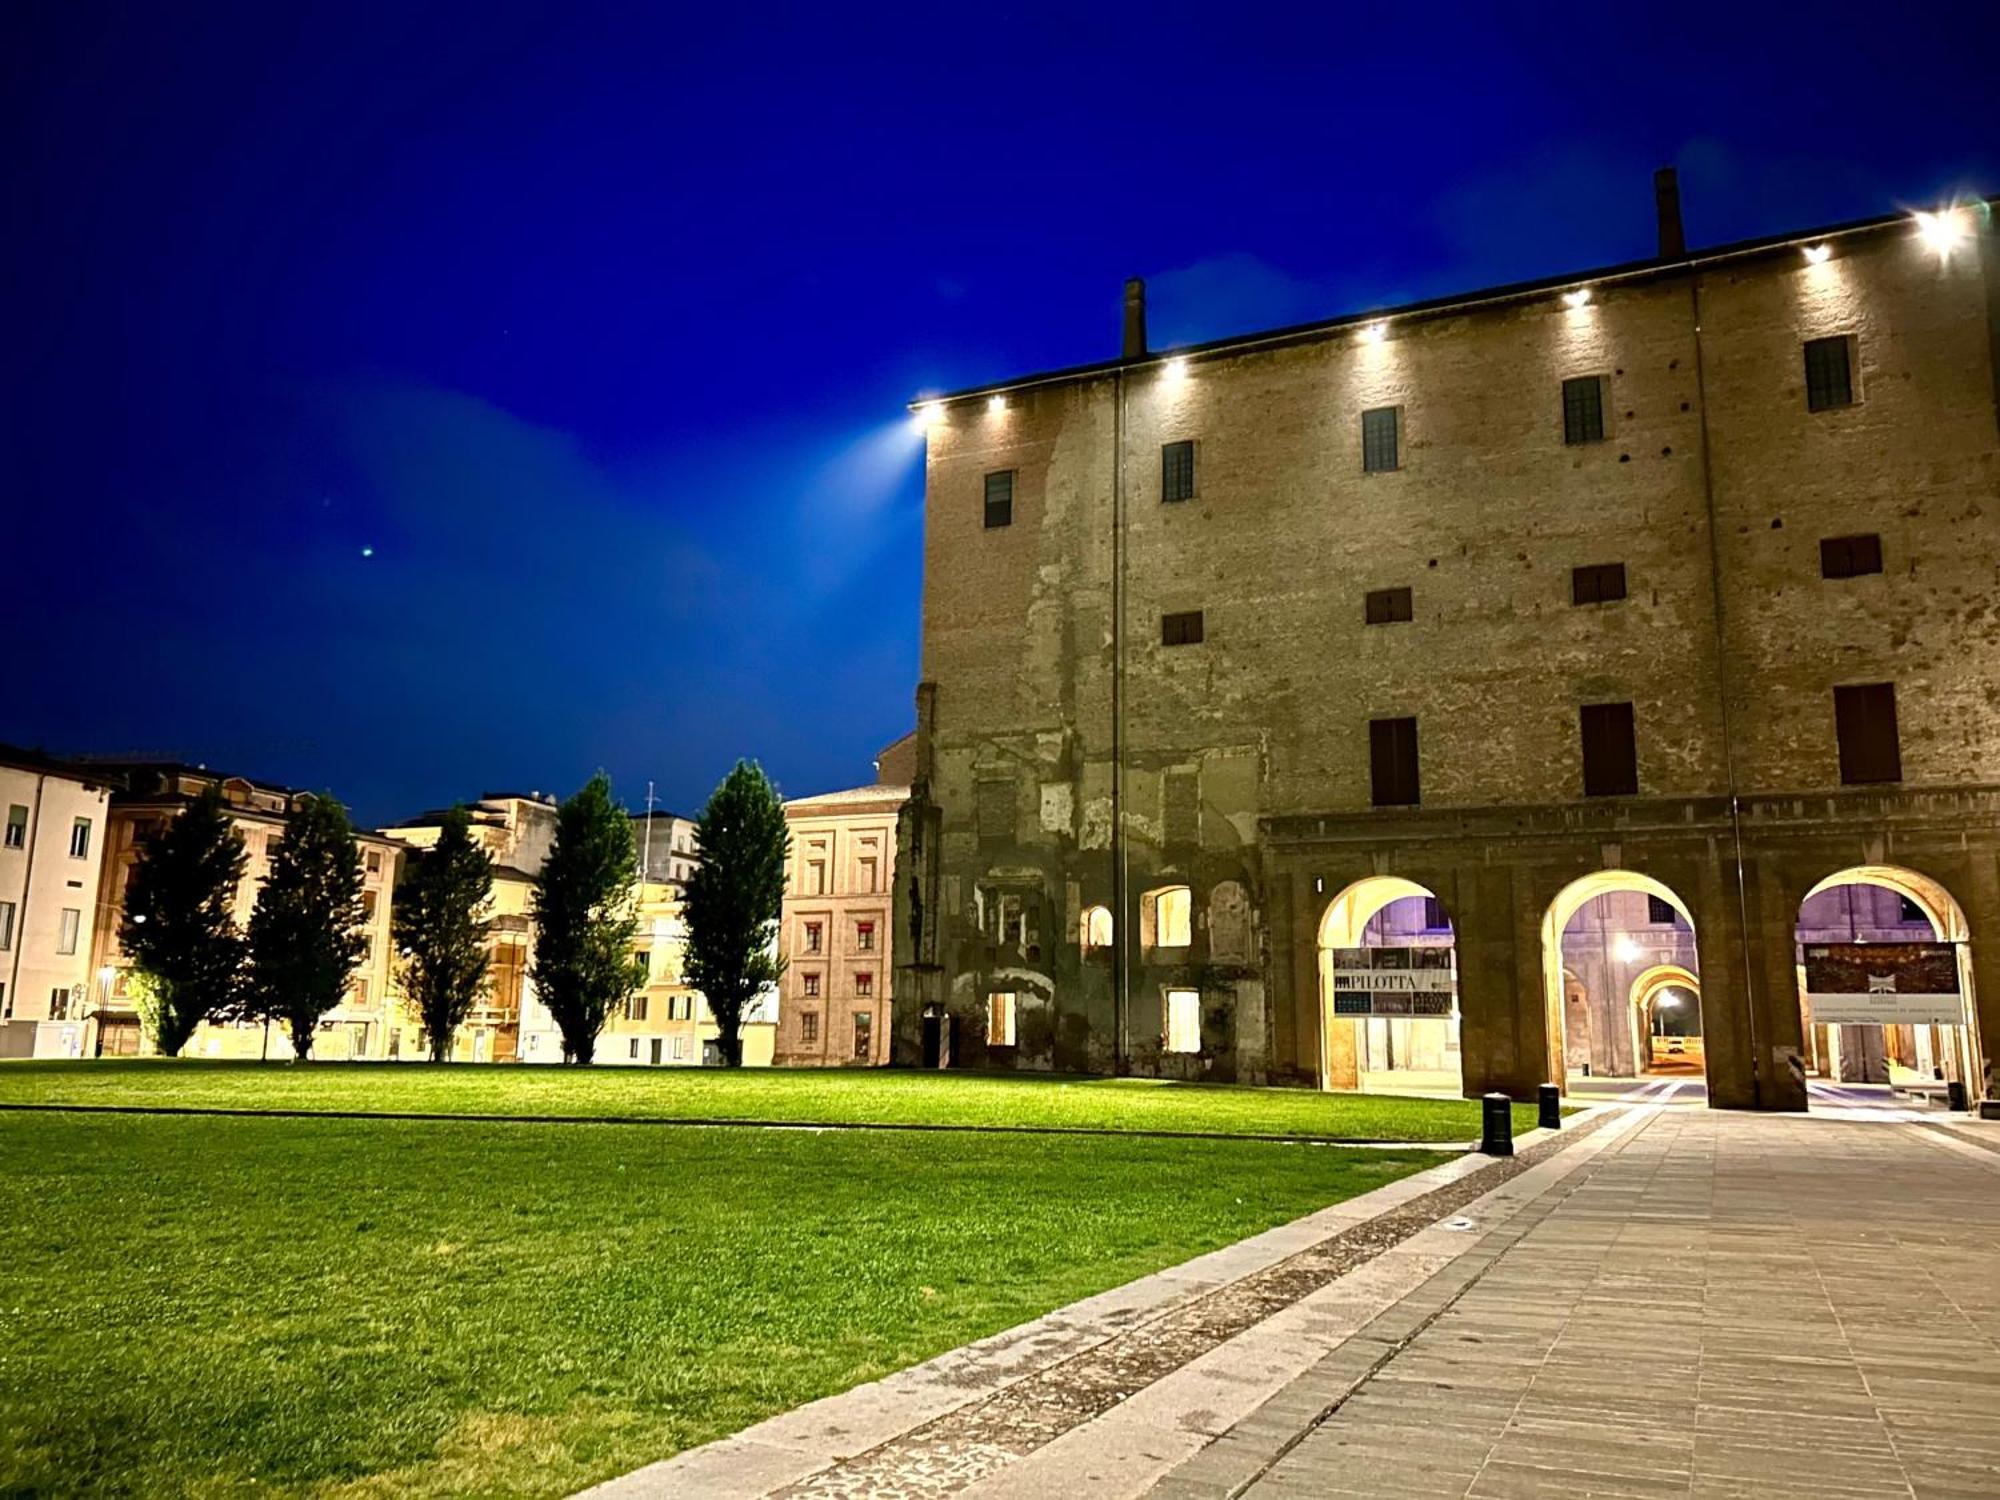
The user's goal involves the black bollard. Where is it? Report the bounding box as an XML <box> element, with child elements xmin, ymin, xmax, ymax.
<box><xmin>1538</xmin><ymin>1083</ymin><xmax>1562</xmax><ymax>1131</ymax></box>
<box><xmin>1946</xmin><ymin>1080</ymin><xmax>1969</xmax><ymax>1113</ymax></box>
<box><xmin>1480</xmin><ymin>1092</ymin><xmax>1514</xmax><ymax>1156</ymax></box>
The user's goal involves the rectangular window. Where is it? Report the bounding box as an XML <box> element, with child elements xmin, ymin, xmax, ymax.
<box><xmin>855</xmin><ymin>971</ymin><xmax>873</xmax><ymax>998</ymax></box>
<box><xmin>801</xmin><ymin>1010</ymin><xmax>819</xmax><ymax>1043</ymax></box>
<box><xmin>1819</xmin><ymin>534</ymin><xmax>1883</xmax><ymax>579</ymax></box>
<box><xmin>50</xmin><ymin>987</ymin><xmax>70</xmax><ymax>1021</ymax></box>
<box><xmin>630</xmin><ymin>1038</ymin><xmax>641</xmax><ymax>1059</ymax></box>
<box><xmin>807</xmin><ymin>859</ymin><xmax>826</xmax><ymax>895</ymax></box>
<box><xmin>626</xmin><ymin>993</ymin><xmax>648</xmax><ymax>1022</ymax></box>
<box><xmin>366</xmin><ymin>849</ymin><xmax>383</xmax><ymax>875</ymax></box>
<box><xmin>1364</xmin><ymin>586</ymin><xmax>1413</xmax><ymax>625</ymax></box>
<box><xmin>1804</xmin><ymin>335</ymin><xmax>1854</xmax><ymax>412</ymax></box>
<box><xmin>69</xmin><ymin>818</ymin><xmax>91</xmax><ymax>859</ymax></box>
<box><xmin>1369</xmin><ymin>717</ymin><xmax>1420</xmax><ymax>807</ymax></box>
<box><xmin>802</xmin><ymin>972</ymin><xmax>820</xmax><ymax>998</ymax></box>
<box><xmin>855</xmin><ymin>920</ymin><xmax>875</xmax><ymax>952</ymax></box>
<box><xmin>853</xmin><ymin>1010</ymin><xmax>873</xmax><ymax>1061</ymax></box>
<box><xmin>988</xmin><ymin>992</ymin><xmax>1017</xmax><ymax>1047</ymax></box>
<box><xmin>1161</xmin><ymin>610</ymin><xmax>1204</xmax><ymax>647</ymax></box>
<box><xmin>1161</xmin><ymin>440</ymin><xmax>1196</xmax><ymax>503</ymax></box>
<box><xmin>650</xmin><ymin>1038</ymin><xmax>663</xmax><ymax>1065</ymax></box>
<box><xmin>983</xmin><ymin>470</ymin><xmax>1014</xmax><ymax>529</ymax></box>
<box><xmin>1580</xmin><ymin>702</ymin><xmax>1639</xmax><ymax>797</ymax></box>
<box><xmin>1647</xmin><ymin>894</ymin><xmax>1677</xmax><ymax>925</ymax></box>
<box><xmin>1361</xmin><ymin>406</ymin><xmax>1400</xmax><ymax>473</ymax></box>
<box><xmin>1571</xmin><ymin>562</ymin><xmax>1628</xmax><ymax>606</ymax></box>
<box><xmin>361</xmin><ymin>890</ymin><xmax>378</xmax><ymax>921</ymax></box>
<box><xmin>857</xmin><ymin>856</ymin><xmax>877</xmax><ymax>893</ymax></box>
<box><xmin>1834</xmin><ymin>683</ymin><xmax>1901</xmax><ymax>785</ymax></box>
<box><xmin>4</xmin><ymin>806</ymin><xmax>24</xmax><ymax>849</ymax></box>
<box><xmin>351</xmin><ymin>976</ymin><xmax>370</xmax><ymax>1006</ymax></box>
<box><xmin>804</xmin><ymin>922</ymin><xmax>822</xmax><ymax>953</ymax></box>
<box><xmin>1562</xmin><ymin>375</ymin><xmax>1606</xmax><ymax>444</ymax></box>
<box><xmin>57</xmin><ymin>908</ymin><xmax>81</xmax><ymax>956</ymax></box>
<box><xmin>0</xmin><ymin>901</ymin><xmax>12</xmax><ymax>949</ymax></box>
<box><xmin>1898</xmin><ymin>895</ymin><xmax>1926</xmax><ymax>924</ymax></box>
<box><xmin>1164</xmin><ymin>988</ymin><xmax>1201</xmax><ymax>1053</ymax></box>
<box><xmin>0</xmin><ymin>983</ymin><xmax>8</xmax><ymax>1020</ymax></box>
<box><xmin>1422</xmin><ymin>896</ymin><xmax>1446</xmax><ymax>931</ymax></box>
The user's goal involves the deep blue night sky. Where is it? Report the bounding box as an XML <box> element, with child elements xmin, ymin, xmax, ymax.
<box><xmin>4</xmin><ymin>3</ymin><xmax>1994</xmax><ymax>825</ymax></box>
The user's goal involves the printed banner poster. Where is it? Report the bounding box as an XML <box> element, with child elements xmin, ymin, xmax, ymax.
<box><xmin>1803</xmin><ymin>942</ymin><xmax>1964</xmax><ymax>1026</ymax></box>
<box><xmin>1328</xmin><ymin>946</ymin><xmax>1457</xmax><ymax>1018</ymax></box>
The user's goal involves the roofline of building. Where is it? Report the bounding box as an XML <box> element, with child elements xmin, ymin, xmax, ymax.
<box><xmin>0</xmin><ymin>743</ymin><xmax>126</xmax><ymax>788</ymax></box>
<box><xmin>911</xmin><ymin>198</ymin><xmax>1995</xmax><ymax>409</ymax></box>
<box><xmin>784</xmin><ymin>783</ymin><xmax>912</xmax><ymax>813</ymax></box>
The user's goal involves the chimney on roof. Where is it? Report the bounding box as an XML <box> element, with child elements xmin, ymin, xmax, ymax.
<box><xmin>1122</xmin><ymin>278</ymin><xmax>1147</xmax><ymax>359</ymax></box>
<box><xmin>1654</xmin><ymin>167</ymin><xmax>1686</xmax><ymax>259</ymax></box>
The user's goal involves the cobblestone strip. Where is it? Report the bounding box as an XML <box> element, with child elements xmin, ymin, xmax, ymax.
<box><xmin>775</xmin><ymin>1115</ymin><xmax>1613</xmax><ymax>1500</ymax></box>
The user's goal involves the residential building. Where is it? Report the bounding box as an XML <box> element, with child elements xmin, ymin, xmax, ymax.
<box><xmin>776</xmin><ymin>752</ymin><xmax>909</xmax><ymax>1066</ymax></box>
<box><xmin>893</xmin><ymin>177</ymin><xmax>2000</xmax><ymax>1110</ymax></box>
<box><xmin>632</xmin><ymin>809</ymin><xmax>700</xmax><ymax>885</ymax></box>
<box><xmin>0</xmin><ymin>746</ymin><xmax>116</xmax><ymax>1059</ymax></box>
<box><xmin>87</xmin><ymin>761</ymin><xmax>401</xmax><ymax>1058</ymax></box>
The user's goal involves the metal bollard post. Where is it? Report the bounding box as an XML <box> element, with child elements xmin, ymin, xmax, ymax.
<box><xmin>1946</xmin><ymin>1080</ymin><xmax>1969</xmax><ymax>1113</ymax></box>
<box><xmin>1480</xmin><ymin>1092</ymin><xmax>1514</xmax><ymax>1156</ymax></box>
<box><xmin>1538</xmin><ymin>1083</ymin><xmax>1562</xmax><ymax>1131</ymax></box>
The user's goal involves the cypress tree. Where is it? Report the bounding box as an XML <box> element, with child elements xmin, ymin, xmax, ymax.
<box><xmin>530</xmin><ymin>772</ymin><xmax>638</xmax><ymax>1064</ymax></box>
<box><xmin>121</xmin><ymin>785</ymin><xmax>248</xmax><ymax>1055</ymax></box>
<box><xmin>393</xmin><ymin>805</ymin><xmax>495</xmax><ymax>1062</ymax></box>
<box><xmin>683</xmin><ymin>761</ymin><xmax>789</xmax><ymax>1067</ymax></box>
<box><xmin>246</xmin><ymin>793</ymin><xmax>368</xmax><ymax>1061</ymax></box>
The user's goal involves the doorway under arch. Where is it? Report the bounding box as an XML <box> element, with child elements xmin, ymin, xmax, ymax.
<box><xmin>1317</xmin><ymin>876</ymin><xmax>1460</xmax><ymax>1096</ymax></box>
<box><xmin>1795</xmin><ymin>865</ymin><xmax>1981</xmax><ymax>1102</ymax></box>
<box><xmin>1540</xmin><ymin>870</ymin><xmax>1703</xmax><ymax>1088</ymax></box>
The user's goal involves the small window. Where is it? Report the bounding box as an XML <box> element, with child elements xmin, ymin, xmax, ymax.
<box><xmin>801</xmin><ymin>1010</ymin><xmax>819</xmax><ymax>1043</ymax></box>
<box><xmin>804</xmin><ymin>921</ymin><xmax>822</xmax><ymax>953</ymax></box>
<box><xmin>1079</xmin><ymin>904</ymin><xmax>1114</xmax><ymax>950</ymax></box>
<box><xmin>0</xmin><ymin>901</ymin><xmax>14</xmax><ymax>949</ymax></box>
<box><xmin>4</xmin><ymin>806</ymin><xmax>24</xmax><ymax>849</ymax></box>
<box><xmin>1364</xmin><ymin>586</ymin><xmax>1413</xmax><ymax>625</ymax></box>
<box><xmin>1164</xmin><ymin>989</ymin><xmax>1201</xmax><ymax>1053</ymax></box>
<box><xmin>1422</xmin><ymin>896</ymin><xmax>1447</xmax><ymax>931</ymax></box>
<box><xmin>855</xmin><ymin>920</ymin><xmax>875</xmax><ymax>952</ymax></box>
<box><xmin>1819</xmin><ymin>534</ymin><xmax>1883</xmax><ymax>580</ymax></box>
<box><xmin>1161</xmin><ymin>440</ymin><xmax>1196</xmax><ymax>503</ymax></box>
<box><xmin>365</xmin><ymin>850</ymin><xmax>383</xmax><ymax>875</ymax></box>
<box><xmin>1804</xmin><ymin>335</ymin><xmax>1855</xmax><ymax>412</ymax></box>
<box><xmin>1580</xmin><ymin>702</ymin><xmax>1639</xmax><ymax>797</ymax></box>
<box><xmin>807</xmin><ymin>859</ymin><xmax>826</xmax><ymax>895</ymax></box>
<box><xmin>69</xmin><ymin>818</ymin><xmax>91</xmax><ymax>859</ymax></box>
<box><xmin>1646</xmin><ymin>894</ymin><xmax>1677</xmax><ymax>925</ymax></box>
<box><xmin>988</xmin><ymin>992</ymin><xmax>1017</xmax><ymax>1046</ymax></box>
<box><xmin>983</xmin><ymin>470</ymin><xmax>1014</xmax><ymax>529</ymax></box>
<box><xmin>1834</xmin><ymin>683</ymin><xmax>1901</xmax><ymax>785</ymax></box>
<box><xmin>857</xmin><ymin>856</ymin><xmax>878</xmax><ymax>892</ymax></box>
<box><xmin>1161</xmin><ymin>610</ymin><xmax>1204</xmax><ymax>647</ymax></box>
<box><xmin>1571</xmin><ymin>563</ymin><xmax>1628</xmax><ymax>606</ymax></box>
<box><xmin>1562</xmin><ymin>375</ymin><xmax>1606</xmax><ymax>444</ymax></box>
<box><xmin>1361</xmin><ymin>406</ymin><xmax>1400</xmax><ymax>473</ymax></box>
<box><xmin>853</xmin><ymin>1011</ymin><xmax>873</xmax><ymax>1061</ymax></box>
<box><xmin>1369</xmin><ymin>717</ymin><xmax>1420</xmax><ymax>807</ymax></box>
<box><xmin>855</xmin><ymin>971</ymin><xmax>873</xmax><ymax>998</ymax></box>
<box><xmin>361</xmin><ymin>890</ymin><xmax>378</xmax><ymax>921</ymax></box>
<box><xmin>1897</xmin><ymin>895</ymin><xmax>1927</xmax><ymax>925</ymax></box>
<box><xmin>1142</xmin><ymin>886</ymin><xmax>1192</xmax><ymax>948</ymax></box>
<box><xmin>57</xmin><ymin>907</ymin><xmax>81</xmax><ymax>956</ymax></box>
<box><xmin>802</xmin><ymin>971</ymin><xmax>820</xmax><ymax>998</ymax></box>
<box><xmin>625</xmin><ymin>991</ymin><xmax>648</xmax><ymax>1021</ymax></box>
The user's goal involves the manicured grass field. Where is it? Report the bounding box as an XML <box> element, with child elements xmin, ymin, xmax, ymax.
<box><xmin>0</xmin><ymin>1059</ymin><xmax>1535</xmax><ymax>1141</ymax></box>
<box><xmin>0</xmin><ymin>1111</ymin><xmax>1446</xmax><ymax>1498</ymax></box>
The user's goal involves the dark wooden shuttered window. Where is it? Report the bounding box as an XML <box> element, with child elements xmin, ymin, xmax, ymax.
<box><xmin>1361</xmin><ymin>407</ymin><xmax>1399</xmax><ymax>472</ymax></box>
<box><xmin>1834</xmin><ymin>683</ymin><xmax>1901</xmax><ymax>784</ymax></box>
<box><xmin>1369</xmin><ymin>717</ymin><xmax>1420</xmax><ymax>807</ymax></box>
<box><xmin>1562</xmin><ymin>376</ymin><xmax>1606</xmax><ymax>444</ymax></box>
<box><xmin>1647</xmin><ymin>894</ymin><xmax>1677</xmax><ymax>925</ymax></box>
<box><xmin>1161</xmin><ymin>610</ymin><xmax>1204</xmax><ymax>647</ymax></box>
<box><xmin>1580</xmin><ymin>702</ymin><xmax>1638</xmax><ymax>797</ymax></box>
<box><xmin>983</xmin><ymin>470</ymin><xmax>1014</xmax><ymax>528</ymax></box>
<box><xmin>1804</xmin><ymin>336</ymin><xmax>1854</xmax><ymax>412</ymax></box>
<box><xmin>1364</xmin><ymin>586</ymin><xmax>1413</xmax><ymax>625</ymax></box>
<box><xmin>1161</xmin><ymin>440</ymin><xmax>1196</xmax><ymax>503</ymax></box>
<box><xmin>1819</xmin><ymin>534</ymin><xmax>1883</xmax><ymax>579</ymax></box>
<box><xmin>1571</xmin><ymin>562</ymin><xmax>1628</xmax><ymax>605</ymax></box>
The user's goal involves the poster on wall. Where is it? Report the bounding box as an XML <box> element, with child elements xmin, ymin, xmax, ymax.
<box><xmin>1328</xmin><ymin>946</ymin><xmax>1456</xmax><ymax>1018</ymax></box>
<box><xmin>1803</xmin><ymin>942</ymin><xmax>1964</xmax><ymax>1025</ymax></box>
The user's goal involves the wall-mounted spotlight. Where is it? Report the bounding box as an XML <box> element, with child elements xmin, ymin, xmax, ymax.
<box><xmin>1562</xmin><ymin>288</ymin><xmax>1592</xmax><ymax>309</ymax></box>
<box><xmin>911</xmin><ymin>402</ymin><xmax>941</xmax><ymax>432</ymax></box>
<box><xmin>1163</xmin><ymin>356</ymin><xmax>1189</xmax><ymax>380</ymax></box>
<box><xmin>987</xmin><ymin>394</ymin><xmax>1007</xmax><ymax>415</ymax></box>
<box><xmin>1802</xmin><ymin>243</ymin><xmax>1831</xmax><ymax>265</ymax></box>
<box><xmin>1914</xmin><ymin>207</ymin><xmax>1972</xmax><ymax>259</ymax></box>
<box><xmin>1359</xmin><ymin>321</ymin><xmax>1387</xmax><ymax>344</ymax></box>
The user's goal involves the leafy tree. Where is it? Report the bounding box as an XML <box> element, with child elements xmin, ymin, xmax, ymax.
<box><xmin>684</xmin><ymin>761</ymin><xmax>789</xmax><ymax>1067</ymax></box>
<box><xmin>392</xmin><ymin>806</ymin><xmax>495</xmax><ymax>1063</ymax></box>
<box><xmin>531</xmin><ymin>772</ymin><xmax>639</xmax><ymax>1064</ymax></box>
<box><xmin>246</xmin><ymin>794</ymin><xmax>368</xmax><ymax>1061</ymax></box>
<box><xmin>120</xmin><ymin>784</ymin><xmax>247</xmax><ymax>1055</ymax></box>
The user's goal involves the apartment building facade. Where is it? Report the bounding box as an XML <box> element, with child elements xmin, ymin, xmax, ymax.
<box><xmin>0</xmin><ymin>747</ymin><xmax>116</xmax><ymax>1058</ymax></box>
<box><xmin>776</xmin><ymin>774</ymin><xmax>909</xmax><ymax>1067</ymax></box>
<box><xmin>893</xmin><ymin>179</ymin><xmax>2000</xmax><ymax>1110</ymax></box>
<box><xmin>89</xmin><ymin>762</ymin><xmax>402</xmax><ymax>1058</ymax></box>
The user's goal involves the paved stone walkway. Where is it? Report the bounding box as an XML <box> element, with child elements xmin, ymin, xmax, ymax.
<box><xmin>1153</xmin><ymin>1111</ymin><xmax>2000</xmax><ymax>1500</ymax></box>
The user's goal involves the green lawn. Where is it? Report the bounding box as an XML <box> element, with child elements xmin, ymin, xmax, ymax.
<box><xmin>0</xmin><ymin>1112</ymin><xmax>1447</xmax><ymax>1498</ymax></box>
<box><xmin>0</xmin><ymin>1060</ymin><xmax>1535</xmax><ymax>1142</ymax></box>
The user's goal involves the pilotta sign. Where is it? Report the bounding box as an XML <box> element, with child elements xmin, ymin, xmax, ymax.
<box><xmin>1328</xmin><ymin>947</ymin><xmax>1456</xmax><ymax>1018</ymax></box>
<box><xmin>1802</xmin><ymin>941</ymin><xmax>1964</xmax><ymax>1026</ymax></box>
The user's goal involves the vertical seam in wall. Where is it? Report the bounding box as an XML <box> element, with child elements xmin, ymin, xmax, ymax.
<box><xmin>1112</xmin><ymin>369</ymin><xmax>1129</xmax><ymax>1072</ymax></box>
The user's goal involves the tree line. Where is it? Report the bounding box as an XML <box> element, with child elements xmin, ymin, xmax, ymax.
<box><xmin>121</xmin><ymin>762</ymin><xmax>788</xmax><ymax>1065</ymax></box>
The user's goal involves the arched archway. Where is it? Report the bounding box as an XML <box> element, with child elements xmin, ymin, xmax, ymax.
<box><xmin>1795</xmin><ymin>865</ymin><xmax>1982</xmax><ymax>1103</ymax></box>
<box><xmin>1317</xmin><ymin>877</ymin><xmax>1459</xmax><ymax>1096</ymax></box>
<box><xmin>1540</xmin><ymin>871</ymin><xmax>1701</xmax><ymax>1088</ymax></box>
<box><xmin>1628</xmin><ymin>963</ymin><xmax>1703</xmax><ymax>1076</ymax></box>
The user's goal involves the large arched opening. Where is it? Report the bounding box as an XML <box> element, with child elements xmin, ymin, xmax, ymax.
<box><xmin>1540</xmin><ymin>871</ymin><xmax>1703</xmax><ymax>1090</ymax></box>
<box><xmin>1795</xmin><ymin>865</ymin><xmax>1981</xmax><ymax>1105</ymax></box>
<box><xmin>1318</xmin><ymin>876</ymin><xmax>1459</xmax><ymax>1096</ymax></box>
